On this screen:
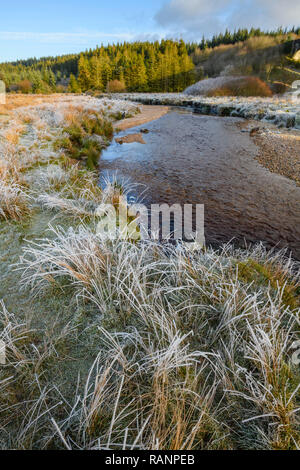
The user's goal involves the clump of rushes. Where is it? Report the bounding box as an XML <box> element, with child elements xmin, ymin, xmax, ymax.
<box><xmin>54</xmin><ymin>110</ymin><xmax>113</xmax><ymax>170</ymax></box>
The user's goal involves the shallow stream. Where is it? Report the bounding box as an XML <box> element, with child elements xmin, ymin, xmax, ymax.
<box><xmin>100</xmin><ymin>109</ymin><xmax>300</xmax><ymax>258</ymax></box>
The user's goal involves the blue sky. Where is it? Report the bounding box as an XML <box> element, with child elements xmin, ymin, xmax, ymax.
<box><xmin>0</xmin><ymin>0</ymin><xmax>298</xmax><ymax>61</ymax></box>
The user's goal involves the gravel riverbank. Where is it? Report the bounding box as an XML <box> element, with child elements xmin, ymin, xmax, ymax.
<box><xmin>113</xmin><ymin>104</ymin><xmax>169</xmax><ymax>131</ymax></box>
<box><xmin>252</xmin><ymin>126</ymin><xmax>300</xmax><ymax>186</ymax></box>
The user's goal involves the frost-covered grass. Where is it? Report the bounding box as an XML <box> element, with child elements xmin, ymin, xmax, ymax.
<box><xmin>24</xmin><ymin>164</ymin><xmax>69</xmax><ymax>190</ymax></box>
<box><xmin>5</xmin><ymin>228</ymin><xmax>300</xmax><ymax>450</ymax></box>
<box><xmin>0</xmin><ymin>95</ymin><xmax>141</xmax><ymax>219</ymax></box>
<box><xmin>0</xmin><ymin>180</ymin><xmax>30</xmax><ymax>221</ymax></box>
<box><xmin>111</xmin><ymin>92</ymin><xmax>300</xmax><ymax>129</ymax></box>
<box><xmin>12</xmin><ymin>95</ymin><xmax>140</xmax><ymax>130</ymax></box>
<box><xmin>0</xmin><ymin>94</ymin><xmax>141</xmax><ymax>180</ymax></box>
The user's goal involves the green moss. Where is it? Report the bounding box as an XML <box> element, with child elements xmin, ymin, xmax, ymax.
<box><xmin>237</xmin><ymin>259</ymin><xmax>299</xmax><ymax>310</ymax></box>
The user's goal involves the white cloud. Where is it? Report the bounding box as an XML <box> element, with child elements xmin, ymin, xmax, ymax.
<box><xmin>155</xmin><ymin>0</ymin><xmax>230</xmax><ymax>26</ymax></box>
<box><xmin>155</xmin><ymin>0</ymin><xmax>300</xmax><ymax>38</ymax></box>
<box><xmin>132</xmin><ymin>32</ymin><xmax>162</xmax><ymax>42</ymax></box>
<box><xmin>0</xmin><ymin>31</ymin><xmax>134</xmax><ymax>44</ymax></box>
<box><xmin>229</xmin><ymin>0</ymin><xmax>300</xmax><ymax>31</ymax></box>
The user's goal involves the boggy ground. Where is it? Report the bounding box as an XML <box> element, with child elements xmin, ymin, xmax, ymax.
<box><xmin>0</xmin><ymin>94</ymin><xmax>299</xmax><ymax>450</ymax></box>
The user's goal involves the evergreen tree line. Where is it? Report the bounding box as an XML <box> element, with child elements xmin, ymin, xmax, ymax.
<box><xmin>0</xmin><ymin>27</ymin><xmax>299</xmax><ymax>94</ymax></box>
<box><xmin>187</xmin><ymin>26</ymin><xmax>300</xmax><ymax>53</ymax></box>
<box><xmin>0</xmin><ymin>40</ymin><xmax>195</xmax><ymax>93</ymax></box>
<box><xmin>73</xmin><ymin>40</ymin><xmax>195</xmax><ymax>93</ymax></box>
<box><xmin>0</xmin><ymin>64</ymin><xmax>61</xmax><ymax>93</ymax></box>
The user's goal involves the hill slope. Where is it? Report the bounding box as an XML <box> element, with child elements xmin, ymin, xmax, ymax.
<box><xmin>0</xmin><ymin>29</ymin><xmax>299</xmax><ymax>94</ymax></box>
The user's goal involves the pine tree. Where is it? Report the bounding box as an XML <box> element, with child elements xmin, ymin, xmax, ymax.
<box><xmin>90</xmin><ymin>56</ymin><xmax>103</xmax><ymax>90</ymax></box>
<box><xmin>146</xmin><ymin>49</ymin><xmax>158</xmax><ymax>92</ymax></box>
<box><xmin>179</xmin><ymin>52</ymin><xmax>195</xmax><ymax>90</ymax></box>
<box><xmin>100</xmin><ymin>55</ymin><xmax>112</xmax><ymax>89</ymax></box>
<box><xmin>31</xmin><ymin>71</ymin><xmax>44</xmax><ymax>93</ymax></box>
<box><xmin>78</xmin><ymin>54</ymin><xmax>92</xmax><ymax>91</ymax></box>
<box><xmin>48</xmin><ymin>69</ymin><xmax>56</xmax><ymax>89</ymax></box>
<box><xmin>68</xmin><ymin>74</ymin><xmax>81</xmax><ymax>93</ymax></box>
<box><xmin>134</xmin><ymin>55</ymin><xmax>147</xmax><ymax>91</ymax></box>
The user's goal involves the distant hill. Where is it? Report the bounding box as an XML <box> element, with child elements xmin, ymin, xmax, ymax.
<box><xmin>190</xmin><ymin>34</ymin><xmax>300</xmax><ymax>93</ymax></box>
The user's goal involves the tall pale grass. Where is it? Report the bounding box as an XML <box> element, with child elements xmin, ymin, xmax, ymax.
<box><xmin>12</xmin><ymin>225</ymin><xmax>300</xmax><ymax>449</ymax></box>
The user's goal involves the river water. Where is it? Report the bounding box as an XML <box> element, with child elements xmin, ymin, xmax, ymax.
<box><xmin>100</xmin><ymin>108</ymin><xmax>300</xmax><ymax>258</ymax></box>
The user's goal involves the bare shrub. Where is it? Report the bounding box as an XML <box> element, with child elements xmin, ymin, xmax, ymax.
<box><xmin>207</xmin><ymin>77</ymin><xmax>273</xmax><ymax>97</ymax></box>
<box><xmin>16</xmin><ymin>80</ymin><xmax>32</xmax><ymax>94</ymax></box>
<box><xmin>185</xmin><ymin>76</ymin><xmax>272</xmax><ymax>97</ymax></box>
<box><xmin>185</xmin><ymin>76</ymin><xmax>245</xmax><ymax>95</ymax></box>
<box><xmin>106</xmin><ymin>80</ymin><xmax>126</xmax><ymax>93</ymax></box>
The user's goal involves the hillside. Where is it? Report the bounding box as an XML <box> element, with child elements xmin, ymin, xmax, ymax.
<box><xmin>0</xmin><ymin>28</ymin><xmax>299</xmax><ymax>95</ymax></box>
<box><xmin>192</xmin><ymin>34</ymin><xmax>300</xmax><ymax>92</ymax></box>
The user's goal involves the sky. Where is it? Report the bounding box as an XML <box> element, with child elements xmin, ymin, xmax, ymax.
<box><xmin>0</xmin><ymin>0</ymin><xmax>299</xmax><ymax>61</ymax></box>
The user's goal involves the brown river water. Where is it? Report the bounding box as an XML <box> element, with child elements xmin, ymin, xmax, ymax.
<box><xmin>100</xmin><ymin>108</ymin><xmax>300</xmax><ymax>259</ymax></box>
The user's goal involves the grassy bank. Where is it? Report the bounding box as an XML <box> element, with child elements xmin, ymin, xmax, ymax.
<box><xmin>0</xmin><ymin>95</ymin><xmax>299</xmax><ymax>450</ymax></box>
